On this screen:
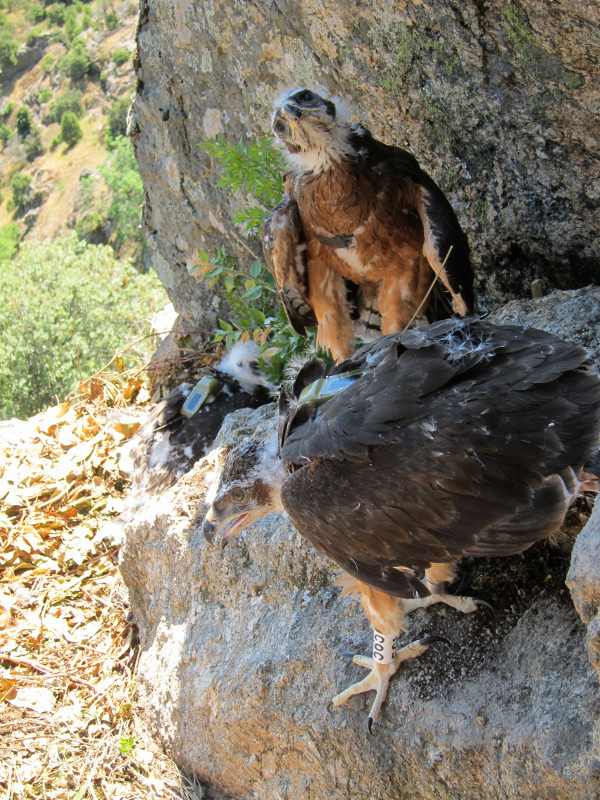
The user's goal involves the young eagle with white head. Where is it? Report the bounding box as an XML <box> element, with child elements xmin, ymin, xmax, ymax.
<box><xmin>203</xmin><ymin>319</ymin><xmax>600</xmax><ymax>730</ymax></box>
<box><xmin>261</xmin><ymin>89</ymin><xmax>474</xmax><ymax>361</ymax></box>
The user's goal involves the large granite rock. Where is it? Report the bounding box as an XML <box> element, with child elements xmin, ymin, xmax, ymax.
<box><xmin>568</xmin><ymin>504</ymin><xmax>600</xmax><ymax>680</ymax></box>
<box><xmin>488</xmin><ymin>284</ymin><xmax>600</xmax><ymax>357</ymax></box>
<box><xmin>130</xmin><ymin>0</ymin><xmax>600</xmax><ymax>333</ymax></box>
<box><xmin>120</xmin><ymin>289</ymin><xmax>600</xmax><ymax>799</ymax></box>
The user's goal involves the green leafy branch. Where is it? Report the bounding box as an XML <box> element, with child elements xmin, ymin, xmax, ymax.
<box><xmin>200</xmin><ymin>136</ymin><xmax>286</xmax><ymax>235</ymax></box>
<box><xmin>198</xmin><ymin>135</ymin><xmax>321</xmax><ymax>382</ymax></box>
<box><xmin>191</xmin><ymin>246</ymin><xmax>311</xmax><ymax>381</ymax></box>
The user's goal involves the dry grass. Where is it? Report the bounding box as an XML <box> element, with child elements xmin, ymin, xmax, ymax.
<box><xmin>31</xmin><ymin>113</ymin><xmax>109</xmax><ymax>239</ymax></box>
<box><xmin>0</xmin><ymin>355</ymin><xmax>207</xmax><ymax>800</ymax></box>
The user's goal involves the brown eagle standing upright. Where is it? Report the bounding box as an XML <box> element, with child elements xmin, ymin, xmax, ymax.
<box><xmin>261</xmin><ymin>89</ymin><xmax>474</xmax><ymax>360</ymax></box>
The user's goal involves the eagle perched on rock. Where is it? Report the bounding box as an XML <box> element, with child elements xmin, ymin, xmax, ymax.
<box><xmin>261</xmin><ymin>89</ymin><xmax>474</xmax><ymax>360</ymax></box>
<box><xmin>204</xmin><ymin>319</ymin><xmax>600</xmax><ymax>729</ymax></box>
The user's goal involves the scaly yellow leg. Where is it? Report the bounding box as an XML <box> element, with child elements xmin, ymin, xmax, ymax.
<box><xmin>331</xmin><ymin>635</ymin><xmax>446</xmax><ymax>733</ymax></box>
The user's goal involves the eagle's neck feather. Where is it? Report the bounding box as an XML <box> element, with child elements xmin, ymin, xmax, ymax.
<box><xmin>250</xmin><ymin>432</ymin><xmax>287</xmax><ymax>510</ymax></box>
<box><xmin>287</xmin><ymin>122</ymin><xmax>359</xmax><ymax>175</ymax></box>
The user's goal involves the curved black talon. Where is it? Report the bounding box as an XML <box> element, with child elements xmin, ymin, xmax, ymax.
<box><xmin>367</xmin><ymin>716</ymin><xmax>375</xmax><ymax>736</ymax></box>
<box><xmin>338</xmin><ymin>652</ymin><xmax>356</xmax><ymax>660</ymax></box>
<box><xmin>473</xmin><ymin>597</ymin><xmax>496</xmax><ymax>617</ymax></box>
<box><xmin>325</xmin><ymin>700</ymin><xmax>335</xmax><ymax>714</ymax></box>
<box><xmin>416</xmin><ymin>633</ymin><xmax>451</xmax><ymax>646</ymax></box>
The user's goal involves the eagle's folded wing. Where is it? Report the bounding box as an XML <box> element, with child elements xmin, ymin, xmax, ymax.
<box><xmin>416</xmin><ymin>173</ymin><xmax>474</xmax><ymax>315</ymax></box>
<box><xmin>279</xmin><ymin>321</ymin><xmax>599</xmax><ymax>596</ymax></box>
<box><xmin>261</xmin><ymin>195</ymin><xmax>317</xmax><ymax>336</ymax></box>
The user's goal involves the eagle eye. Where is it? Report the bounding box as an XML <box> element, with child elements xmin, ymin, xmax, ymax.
<box><xmin>274</xmin><ymin>120</ymin><xmax>287</xmax><ymax>136</ymax></box>
<box><xmin>296</xmin><ymin>90</ymin><xmax>316</xmax><ymax>105</ymax></box>
<box><xmin>230</xmin><ymin>487</ymin><xmax>248</xmax><ymax>504</ymax></box>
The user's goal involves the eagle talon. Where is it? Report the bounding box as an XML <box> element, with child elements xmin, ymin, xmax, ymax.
<box><xmin>416</xmin><ymin>633</ymin><xmax>451</xmax><ymax>647</ymax></box>
<box><xmin>473</xmin><ymin>598</ymin><xmax>496</xmax><ymax>616</ymax></box>
<box><xmin>331</xmin><ymin>636</ymin><xmax>437</xmax><ymax>726</ymax></box>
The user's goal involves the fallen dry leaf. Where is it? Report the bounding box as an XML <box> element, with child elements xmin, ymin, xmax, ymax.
<box><xmin>8</xmin><ymin>686</ymin><xmax>56</xmax><ymax>714</ymax></box>
<box><xmin>113</xmin><ymin>421</ymin><xmax>141</xmax><ymax>440</ymax></box>
<box><xmin>0</xmin><ymin>675</ymin><xmax>18</xmax><ymax>701</ymax></box>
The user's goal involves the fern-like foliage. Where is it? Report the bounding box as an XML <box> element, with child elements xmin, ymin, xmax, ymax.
<box><xmin>198</xmin><ymin>136</ymin><xmax>323</xmax><ymax>382</ymax></box>
<box><xmin>201</xmin><ymin>136</ymin><xmax>286</xmax><ymax>235</ymax></box>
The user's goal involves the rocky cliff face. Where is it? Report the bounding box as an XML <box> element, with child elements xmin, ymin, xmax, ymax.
<box><xmin>130</xmin><ymin>0</ymin><xmax>600</xmax><ymax>332</ymax></box>
<box><xmin>119</xmin><ymin>288</ymin><xmax>600</xmax><ymax>800</ymax></box>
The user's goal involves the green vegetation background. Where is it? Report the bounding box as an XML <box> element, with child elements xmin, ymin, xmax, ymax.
<box><xmin>0</xmin><ymin>0</ymin><xmax>319</xmax><ymax>421</ymax></box>
<box><xmin>0</xmin><ymin>0</ymin><xmax>167</xmax><ymax>420</ymax></box>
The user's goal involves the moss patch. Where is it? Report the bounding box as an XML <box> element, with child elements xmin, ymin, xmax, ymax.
<box><xmin>501</xmin><ymin>2</ymin><xmax>584</xmax><ymax>90</ymax></box>
<box><xmin>370</xmin><ymin>2</ymin><xmax>463</xmax><ymax>99</ymax></box>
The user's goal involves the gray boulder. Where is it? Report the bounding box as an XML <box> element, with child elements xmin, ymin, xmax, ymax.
<box><xmin>130</xmin><ymin>0</ymin><xmax>600</xmax><ymax>334</ymax></box>
<box><xmin>120</xmin><ymin>289</ymin><xmax>600</xmax><ymax>799</ymax></box>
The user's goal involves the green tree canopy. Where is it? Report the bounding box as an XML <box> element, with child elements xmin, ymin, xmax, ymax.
<box><xmin>11</xmin><ymin>172</ymin><xmax>31</xmax><ymax>208</ymax></box>
<box><xmin>59</xmin><ymin>41</ymin><xmax>90</xmax><ymax>80</ymax></box>
<box><xmin>49</xmin><ymin>89</ymin><xmax>83</xmax><ymax>123</ymax></box>
<box><xmin>0</xmin><ymin>29</ymin><xmax>18</xmax><ymax>71</ymax></box>
<box><xmin>16</xmin><ymin>106</ymin><xmax>32</xmax><ymax>137</ymax></box>
<box><xmin>0</xmin><ymin>235</ymin><xmax>168</xmax><ymax>419</ymax></box>
<box><xmin>99</xmin><ymin>135</ymin><xmax>144</xmax><ymax>252</ymax></box>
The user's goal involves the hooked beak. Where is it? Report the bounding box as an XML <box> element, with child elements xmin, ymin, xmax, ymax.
<box><xmin>203</xmin><ymin>506</ymin><xmax>249</xmax><ymax>548</ymax></box>
<box><xmin>274</xmin><ymin>102</ymin><xmax>303</xmax><ymax>143</ymax></box>
<box><xmin>281</xmin><ymin>101</ymin><xmax>302</xmax><ymax>120</ymax></box>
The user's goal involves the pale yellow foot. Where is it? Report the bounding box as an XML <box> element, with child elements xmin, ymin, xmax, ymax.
<box><xmin>402</xmin><ymin>592</ymin><xmax>479</xmax><ymax>615</ymax></box>
<box><xmin>331</xmin><ymin>639</ymin><xmax>434</xmax><ymax>732</ymax></box>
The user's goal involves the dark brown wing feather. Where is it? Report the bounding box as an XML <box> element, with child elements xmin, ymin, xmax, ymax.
<box><xmin>417</xmin><ymin>173</ymin><xmax>473</xmax><ymax>312</ymax></box>
<box><xmin>360</xmin><ymin>132</ymin><xmax>474</xmax><ymax>314</ymax></box>
<box><xmin>279</xmin><ymin>319</ymin><xmax>600</xmax><ymax>597</ymax></box>
<box><xmin>261</xmin><ymin>196</ymin><xmax>317</xmax><ymax>336</ymax></box>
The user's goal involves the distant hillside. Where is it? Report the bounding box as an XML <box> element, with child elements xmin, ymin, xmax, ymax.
<box><xmin>0</xmin><ymin>0</ymin><xmax>143</xmax><ymax>263</ymax></box>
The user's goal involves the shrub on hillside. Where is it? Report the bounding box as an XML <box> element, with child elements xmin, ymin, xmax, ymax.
<box><xmin>59</xmin><ymin>42</ymin><xmax>90</xmax><ymax>80</ymax></box>
<box><xmin>49</xmin><ymin>89</ymin><xmax>83</xmax><ymax>122</ymax></box>
<box><xmin>105</xmin><ymin>11</ymin><xmax>118</xmax><ymax>30</ymax></box>
<box><xmin>23</xmin><ymin>126</ymin><xmax>44</xmax><ymax>161</ymax></box>
<box><xmin>64</xmin><ymin>6</ymin><xmax>81</xmax><ymax>40</ymax></box>
<box><xmin>0</xmin><ymin>29</ymin><xmax>18</xmax><ymax>70</ymax></box>
<box><xmin>16</xmin><ymin>106</ymin><xmax>32</xmax><ymax>137</ymax></box>
<box><xmin>46</xmin><ymin>3</ymin><xmax>66</xmax><ymax>26</ymax></box>
<box><xmin>63</xmin><ymin>5</ymin><xmax>91</xmax><ymax>40</ymax></box>
<box><xmin>11</xmin><ymin>172</ymin><xmax>32</xmax><ymax>209</ymax></box>
<box><xmin>0</xmin><ymin>122</ymin><xmax>12</xmax><ymax>146</ymax></box>
<box><xmin>111</xmin><ymin>48</ymin><xmax>130</xmax><ymax>67</ymax></box>
<box><xmin>60</xmin><ymin>111</ymin><xmax>83</xmax><ymax>147</ymax></box>
<box><xmin>27</xmin><ymin>4</ymin><xmax>46</xmax><ymax>24</ymax></box>
<box><xmin>40</xmin><ymin>53</ymin><xmax>55</xmax><ymax>74</ymax></box>
<box><xmin>0</xmin><ymin>235</ymin><xmax>169</xmax><ymax>419</ymax></box>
